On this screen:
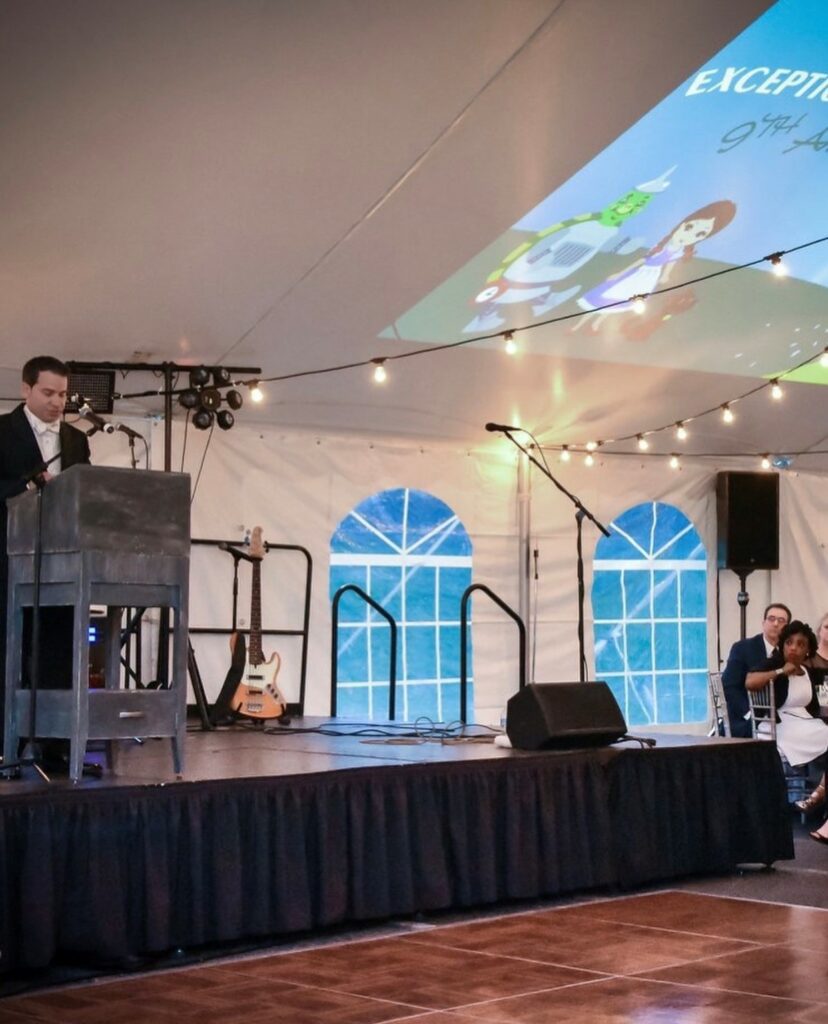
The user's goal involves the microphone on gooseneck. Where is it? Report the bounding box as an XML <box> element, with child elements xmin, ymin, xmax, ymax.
<box><xmin>485</xmin><ymin>422</ymin><xmax>520</xmax><ymax>433</ymax></box>
<box><xmin>73</xmin><ymin>396</ymin><xmax>115</xmax><ymax>435</ymax></box>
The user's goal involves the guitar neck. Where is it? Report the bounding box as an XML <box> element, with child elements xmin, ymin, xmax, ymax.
<box><xmin>249</xmin><ymin>559</ymin><xmax>263</xmax><ymax>666</ymax></box>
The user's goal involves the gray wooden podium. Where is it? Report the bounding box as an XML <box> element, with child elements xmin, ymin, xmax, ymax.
<box><xmin>3</xmin><ymin>465</ymin><xmax>190</xmax><ymax>782</ymax></box>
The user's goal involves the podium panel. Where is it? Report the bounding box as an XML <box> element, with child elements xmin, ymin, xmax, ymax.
<box><xmin>3</xmin><ymin>466</ymin><xmax>190</xmax><ymax>781</ymax></box>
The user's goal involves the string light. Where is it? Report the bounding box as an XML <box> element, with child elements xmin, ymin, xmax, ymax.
<box><xmin>636</xmin><ymin>434</ymin><xmax>649</xmax><ymax>451</ymax></box>
<box><xmin>584</xmin><ymin>452</ymin><xmax>594</xmax><ymax>467</ymax></box>
<box><xmin>820</xmin><ymin>349</ymin><xmax>828</xmax><ymax>368</ymax></box>
<box><xmin>248</xmin><ymin>381</ymin><xmax>264</xmax><ymax>403</ymax></box>
<box><xmin>761</xmin><ymin>454</ymin><xmax>772</xmax><ymax>470</ymax></box>
<box><xmin>503</xmin><ymin>331</ymin><xmax>517</xmax><ymax>355</ymax></box>
<box><xmin>669</xmin><ymin>454</ymin><xmax>680</xmax><ymax>470</ymax></box>
<box><xmin>768</xmin><ymin>252</ymin><xmax>788</xmax><ymax>277</ymax></box>
<box><xmin>770</xmin><ymin>379</ymin><xmax>783</xmax><ymax>400</ymax></box>
<box><xmin>721</xmin><ymin>404</ymin><xmax>734</xmax><ymax>424</ymax></box>
<box><xmin>585</xmin><ymin>440</ymin><xmax>598</xmax><ymax>452</ymax></box>
<box><xmin>675</xmin><ymin>422</ymin><xmax>688</xmax><ymax>441</ymax></box>
<box><xmin>560</xmin><ymin>445</ymin><xmax>571</xmax><ymax>462</ymax></box>
<box><xmin>631</xmin><ymin>295</ymin><xmax>647</xmax><ymax>315</ymax></box>
<box><xmin>371</xmin><ymin>358</ymin><xmax>388</xmax><ymax>384</ymax></box>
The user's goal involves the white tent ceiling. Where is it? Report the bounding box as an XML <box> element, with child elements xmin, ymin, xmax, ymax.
<box><xmin>6</xmin><ymin>0</ymin><xmax>826</xmax><ymax>466</ymax></box>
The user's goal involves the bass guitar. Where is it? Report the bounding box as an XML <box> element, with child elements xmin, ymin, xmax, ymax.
<box><xmin>229</xmin><ymin>526</ymin><xmax>288</xmax><ymax>720</ymax></box>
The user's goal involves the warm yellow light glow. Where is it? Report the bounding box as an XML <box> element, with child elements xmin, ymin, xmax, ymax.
<box><xmin>249</xmin><ymin>382</ymin><xmax>264</xmax><ymax>403</ymax></box>
<box><xmin>675</xmin><ymin>422</ymin><xmax>688</xmax><ymax>441</ymax></box>
<box><xmin>372</xmin><ymin>359</ymin><xmax>388</xmax><ymax>384</ymax></box>
<box><xmin>770</xmin><ymin>380</ymin><xmax>783</xmax><ymax>399</ymax></box>
<box><xmin>820</xmin><ymin>350</ymin><xmax>828</xmax><ymax>368</ymax></box>
<box><xmin>637</xmin><ymin>435</ymin><xmax>649</xmax><ymax>451</ymax></box>
<box><xmin>770</xmin><ymin>255</ymin><xmax>788</xmax><ymax>277</ymax></box>
<box><xmin>631</xmin><ymin>295</ymin><xmax>647</xmax><ymax>315</ymax></box>
<box><xmin>503</xmin><ymin>331</ymin><xmax>517</xmax><ymax>355</ymax></box>
<box><xmin>722</xmin><ymin>404</ymin><xmax>734</xmax><ymax>424</ymax></box>
<box><xmin>585</xmin><ymin>440</ymin><xmax>597</xmax><ymax>452</ymax></box>
<box><xmin>761</xmin><ymin>455</ymin><xmax>771</xmax><ymax>470</ymax></box>
<box><xmin>584</xmin><ymin>452</ymin><xmax>594</xmax><ymax>467</ymax></box>
<box><xmin>560</xmin><ymin>445</ymin><xmax>571</xmax><ymax>462</ymax></box>
<box><xmin>669</xmin><ymin>455</ymin><xmax>680</xmax><ymax>470</ymax></box>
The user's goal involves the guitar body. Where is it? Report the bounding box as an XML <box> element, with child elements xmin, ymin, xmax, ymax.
<box><xmin>230</xmin><ymin>650</ymin><xmax>287</xmax><ymax>720</ymax></box>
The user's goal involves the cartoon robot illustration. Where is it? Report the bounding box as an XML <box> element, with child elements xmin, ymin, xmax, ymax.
<box><xmin>463</xmin><ymin>166</ymin><xmax>676</xmax><ymax>333</ymax></box>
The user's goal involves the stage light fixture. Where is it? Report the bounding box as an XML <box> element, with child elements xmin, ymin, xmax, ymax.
<box><xmin>178</xmin><ymin>389</ymin><xmax>199</xmax><ymax>410</ymax></box>
<box><xmin>193</xmin><ymin>409</ymin><xmax>213</xmax><ymax>430</ymax></box>
<box><xmin>189</xmin><ymin>366</ymin><xmax>211</xmax><ymax>388</ymax></box>
<box><xmin>226</xmin><ymin>388</ymin><xmax>243</xmax><ymax>410</ymax></box>
<box><xmin>199</xmin><ymin>387</ymin><xmax>222</xmax><ymax>411</ymax></box>
<box><xmin>216</xmin><ymin>410</ymin><xmax>235</xmax><ymax>431</ymax></box>
<box><xmin>212</xmin><ymin>367</ymin><xmax>232</xmax><ymax>386</ymax></box>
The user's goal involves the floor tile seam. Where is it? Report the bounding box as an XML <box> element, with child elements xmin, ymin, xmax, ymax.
<box><xmin>400</xmin><ymin>917</ymin><xmax>767</xmax><ymax>950</ymax></box>
<box><xmin>397</xmin><ymin>934</ymin><xmax>614</xmax><ymax>976</ymax></box>
<box><xmin>682</xmin><ymin>885</ymin><xmax>828</xmax><ymax>912</ymax></box>
<box><xmin>624</xmin><ymin>941</ymin><xmax>788</xmax><ymax>975</ymax></box>
<box><xmin>623</xmin><ymin>971</ymin><xmax>828</xmax><ymax>1007</ymax></box>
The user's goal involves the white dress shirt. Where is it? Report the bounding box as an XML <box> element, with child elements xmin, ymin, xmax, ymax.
<box><xmin>23</xmin><ymin>405</ymin><xmax>62</xmax><ymax>476</ymax></box>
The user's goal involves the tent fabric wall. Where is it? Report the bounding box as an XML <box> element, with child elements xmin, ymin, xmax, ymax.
<box><xmin>167</xmin><ymin>420</ymin><xmax>827</xmax><ymax>727</ymax></box>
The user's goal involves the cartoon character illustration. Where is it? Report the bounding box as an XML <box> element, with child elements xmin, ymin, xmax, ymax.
<box><xmin>572</xmin><ymin>200</ymin><xmax>736</xmax><ymax>333</ymax></box>
<box><xmin>462</xmin><ymin>166</ymin><xmax>676</xmax><ymax>333</ymax></box>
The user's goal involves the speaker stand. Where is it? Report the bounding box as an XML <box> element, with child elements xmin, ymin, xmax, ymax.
<box><xmin>734</xmin><ymin>568</ymin><xmax>753</xmax><ymax>640</ymax></box>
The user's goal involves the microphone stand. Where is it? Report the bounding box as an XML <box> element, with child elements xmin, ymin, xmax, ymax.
<box><xmin>496</xmin><ymin>428</ymin><xmax>610</xmax><ymax>682</ymax></box>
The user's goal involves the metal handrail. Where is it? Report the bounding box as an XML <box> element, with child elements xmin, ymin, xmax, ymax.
<box><xmin>331</xmin><ymin>585</ymin><xmax>398</xmax><ymax>719</ymax></box>
<box><xmin>460</xmin><ymin>583</ymin><xmax>526</xmax><ymax>723</ymax></box>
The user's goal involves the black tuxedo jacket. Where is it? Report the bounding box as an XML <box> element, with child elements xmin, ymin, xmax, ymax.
<box><xmin>721</xmin><ymin>632</ymin><xmax>770</xmax><ymax>738</ymax></box>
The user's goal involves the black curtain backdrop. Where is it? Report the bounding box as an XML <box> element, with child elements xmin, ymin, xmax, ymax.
<box><xmin>0</xmin><ymin>742</ymin><xmax>792</xmax><ymax>974</ymax></box>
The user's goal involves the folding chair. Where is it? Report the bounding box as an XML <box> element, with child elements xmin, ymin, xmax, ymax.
<box><xmin>708</xmin><ymin>671</ymin><xmax>730</xmax><ymax>737</ymax></box>
<box><xmin>747</xmin><ymin>682</ymin><xmax>809</xmax><ymax>806</ymax></box>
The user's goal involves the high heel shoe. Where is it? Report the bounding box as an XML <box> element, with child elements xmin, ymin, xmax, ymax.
<box><xmin>795</xmin><ymin>781</ymin><xmax>826</xmax><ymax>813</ymax></box>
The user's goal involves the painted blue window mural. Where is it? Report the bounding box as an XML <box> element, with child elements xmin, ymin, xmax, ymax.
<box><xmin>330</xmin><ymin>488</ymin><xmax>473</xmax><ymax>721</ymax></box>
<box><xmin>592</xmin><ymin>502</ymin><xmax>707</xmax><ymax>727</ymax></box>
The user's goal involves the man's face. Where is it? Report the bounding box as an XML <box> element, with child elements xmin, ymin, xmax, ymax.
<box><xmin>762</xmin><ymin>607</ymin><xmax>789</xmax><ymax>645</ymax></box>
<box><xmin>22</xmin><ymin>370</ymin><xmax>68</xmax><ymax>423</ymax></box>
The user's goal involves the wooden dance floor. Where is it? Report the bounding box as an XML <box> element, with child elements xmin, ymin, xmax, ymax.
<box><xmin>0</xmin><ymin>721</ymin><xmax>794</xmax><ymax>980</ymax></box>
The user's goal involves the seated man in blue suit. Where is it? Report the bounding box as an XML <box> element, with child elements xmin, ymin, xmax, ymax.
<box><xmin>722</xmin><ymin>603</ymin><xmax>791</xmax><ymax>738</ymax></box>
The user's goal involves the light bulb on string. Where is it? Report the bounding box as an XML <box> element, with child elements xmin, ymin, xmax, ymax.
<box><xmin>371</xmin><ymin>358</ymin><xmax>388</xmax><ymax>384</ymax></box>
<box><xmin>770</xmin><ymin>379</ymin><xmax>783</xmax><ymax>400</ymax></box>
<box><xmin>503</xmin><ymin>331</ymin><xmax>517</xmax><ymax>355</ymax></box>
<box><xmin>721</xmin><ymin>404</ymin><xmax>734</xmax><ymax>424</ymax></box>
<box><xmin>631</xmin><ymin>295</ymin><xmax>647</xmax><ymax>315</ymax></box>
<box><xmin>761</xmin><ymin>454</ymin><xmax>772</xmax><ymax>470</ymax></box>
<box><xmin>669</xmin><ymin>454</ymin><xmax>680</xmax><ymax>470</ymax></box>
<box><xmin>248</xmin><ymin>381</ymin><xmax>264</xmax><ymax>403</ymax></box>
<box><xmin>675</xmin><ymin>422</ymin><xmax>688</xmax><ymax>441</ymax></box>
<box><xmin>585</xmin><ymin>440</ymin><xmax>598</xmax><ymax>452</ymax></box>
<box><xmin>769</xmin><ymin>252</ymin><xmax>788</xmax><ymax>277</ymax></box>
<box><xmin>560</xmin><ymin>445</ymin><xmax>571</xmax><ymax>462</ymax></box>
<box><xmin>584</xmin><ymin>452</ymin><xmax>594</xmax><ymax>467</ymax></box>
<box><xmin>637</xmin><ymin>434</ymin><xmax>649</xmax><ymax>451</ymax></box>
<box><xmin>820</xmin><ymin>349</ymin><xmax>828</xmax><ymax>368</ymax></box>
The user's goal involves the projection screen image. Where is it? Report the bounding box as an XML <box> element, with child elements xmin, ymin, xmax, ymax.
<box><xmin>382</xmin><ymin>0</ymin><xmax>828</xmax><ymax>386</ymax></box>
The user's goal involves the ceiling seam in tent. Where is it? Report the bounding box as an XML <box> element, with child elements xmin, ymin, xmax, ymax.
<box><xmin>213</xmin><ymin>0</ymin><xmax>569</xmax><ymax>365</ymax></box>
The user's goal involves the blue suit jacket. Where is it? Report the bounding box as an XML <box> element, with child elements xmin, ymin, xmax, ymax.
<box><xmin>721</xmin><ymin>633</ymin><xmax>770</xmax><ymax>738</ymax></box>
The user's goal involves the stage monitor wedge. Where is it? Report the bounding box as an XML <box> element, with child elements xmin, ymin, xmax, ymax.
<box><xmin>716</xmin><ymin>471</ymin><xmax>779</xmax><ymax>571</ymax></box>
<box><xmin>506</xmin><ymin>681</ymin><xmax>627</xmax><ymax>751</ymax></box>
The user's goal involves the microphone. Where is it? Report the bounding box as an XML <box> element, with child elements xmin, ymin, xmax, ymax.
<box><xmin>74</xmin><ymin>397</ymin><xmax>115</xmax><ymax>434</ymax></box>
<box><xmin>485</xmin><ymin>422</ymin><xmax>520</xmax><ymax>433</ymax></box>
<box><xmin>114</xmin><ymin>423</ymin><xmax>143</xmax><ymax>440</ymax></box>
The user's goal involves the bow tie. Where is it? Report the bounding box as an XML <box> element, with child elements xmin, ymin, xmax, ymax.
<box><xmin>35</xmin><ymin>421</ymin><xmax>60</xmax><ymax>435</ymax></box>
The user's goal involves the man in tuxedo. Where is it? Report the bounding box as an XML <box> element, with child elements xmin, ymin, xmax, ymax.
<box><xmin>0</xmin><ymin>355</ymin><xmax>91</xmax><ymax>731</ymax></box>
<box><xmin>722</xmin><ymin>602</ymin><xmax>791</xmax><ymax>738</ymax></box>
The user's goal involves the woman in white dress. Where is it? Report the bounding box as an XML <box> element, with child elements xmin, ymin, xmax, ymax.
<box><xmin>746</xmin><ymin>620</ymin><xmax>828</xmax><ymax>837</ymax></box>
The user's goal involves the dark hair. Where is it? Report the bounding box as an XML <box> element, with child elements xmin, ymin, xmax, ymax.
<box><xmin>778</xmin><ymin>620</ymin><xmax>817</xmax><ymax>658</ymax></box>
<box><xmin>763</xmin><ymin>603</ymin><xmax>792</xmax><ymax>622</ymax></box>
<box><xmin>22</xmin><ymin>356</ymin><xmax>70</xmax><ymax>387</ymax></box>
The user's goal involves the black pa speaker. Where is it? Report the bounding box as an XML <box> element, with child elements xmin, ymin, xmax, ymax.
<box><xmin>716</xmin><ymin>471</ymin><xmax>779</xmax><ymax>570</ymax></box>
<box><xmin>506</xmin><ymin>682</ymin><xmax>627</xmax><ymax>750</ymax></box>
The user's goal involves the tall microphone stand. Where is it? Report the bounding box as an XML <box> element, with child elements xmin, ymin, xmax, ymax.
<box><xmin>496</xmin><ymin>428</ymin><xmax>610</xmax><ymax>682</ymax></box>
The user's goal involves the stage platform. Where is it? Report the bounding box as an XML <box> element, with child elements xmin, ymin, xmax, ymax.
<box><xmin>0</xmin><ymin>719</ymin><xmax>794</xmax><ymax>977</ymax></box>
